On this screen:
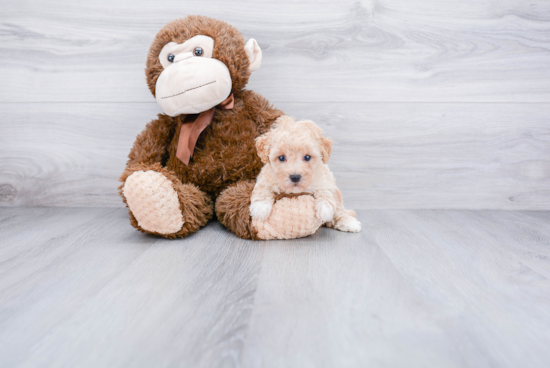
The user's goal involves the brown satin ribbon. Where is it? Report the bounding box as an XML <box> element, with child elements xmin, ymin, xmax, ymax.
<box><xmin>176</xmin><ymin>94</ymin><xmax>235</xmax><ymax>165</ymax></box>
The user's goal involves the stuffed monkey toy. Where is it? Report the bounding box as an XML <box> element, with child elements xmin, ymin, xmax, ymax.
<box><xmin>119</xmin><ymin>15</ymin><xmax>321</xmax><ymax>239</ymax></box>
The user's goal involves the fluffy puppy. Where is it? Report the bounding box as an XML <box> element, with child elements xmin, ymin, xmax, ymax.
<box><xmin>250</xmin><ymin>116</ymin><xmax>361</xmax><ymax>233</ymax></box>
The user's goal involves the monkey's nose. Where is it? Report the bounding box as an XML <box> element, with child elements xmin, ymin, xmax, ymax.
<box><xmin>290</xmin><ymin>174</ymin><xmax>301</xmax><ymax>183</ymax></box>
<box><xmin>174</xmin><ymin>52</ymin><xmax>193</xmax><ymax>63</ymax></box>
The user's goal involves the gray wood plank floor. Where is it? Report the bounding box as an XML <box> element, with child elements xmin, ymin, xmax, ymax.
<box><xmin>1</xmin><ymin>208</ymin><xmax>549</xmax><ymax>368</ymax></box>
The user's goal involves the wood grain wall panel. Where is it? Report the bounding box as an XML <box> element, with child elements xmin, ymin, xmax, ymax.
<box><xmin>1</xmin><ymin>0</ymin><xmax>549</xmax><ymax>103</ymax></box>
<box><xmin>1</xmin><ymin>0</ymin><xmax>549</xmax><ymax>208</ymax></box>
<box><xmin>1</xmin><ymin>102</ymin><xmax>548</xmax><ymax>208</ymax></box>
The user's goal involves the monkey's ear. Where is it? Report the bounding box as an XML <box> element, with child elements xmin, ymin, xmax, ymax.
<box><xmin>255</xmin><ymin>133</ymin><xmax>271</xmax><ymax>164</ymax></box>
<box><xmin>245</xmin><ymin>39</ymin><xmax>262</xmax><ymax>72</ymax></box>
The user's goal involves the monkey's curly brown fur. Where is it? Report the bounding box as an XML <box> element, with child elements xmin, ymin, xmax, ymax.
<box><xmin>215</xmin><ymin>180</ymin><xmax>259</xmax><ymax>240</ymax></box>
<box><xmin>119</xmin><ymin>16</ymin><xmax>283</xmax><ymax>239</ymax></box>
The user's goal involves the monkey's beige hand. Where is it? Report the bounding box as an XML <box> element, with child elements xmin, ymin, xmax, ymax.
<box><xmin>250</xmin><ymin>200</ymin><xmax>273</xmax><ymax>221</ymax></box>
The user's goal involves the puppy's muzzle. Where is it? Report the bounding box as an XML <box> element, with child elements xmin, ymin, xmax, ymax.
<box><xmin>290</xmin><ymin>174</ymin><xmax>301</xmax><ymax>183</ymax></box>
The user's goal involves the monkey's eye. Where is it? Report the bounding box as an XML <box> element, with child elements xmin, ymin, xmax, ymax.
<box><xmin>304</xmin><ymin>155</ymin><xmax>311</xmax><ymax>161</ymax></box>
<box><xmin>278</xmin><ymin>155</ymin><xmax>286</xmax><ymax>162</ymax></box>
<box><xmin>193</xmin><ymin>47</ymin><xmax>203</xmax><ymax>57</ymax></box>
<box><xmin>167</xmin><ymin>53</ymin><xmax>175</xmax><ymax>62</ymax></box>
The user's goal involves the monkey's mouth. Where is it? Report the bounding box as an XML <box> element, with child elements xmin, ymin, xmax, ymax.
<box><xmin>160</xmin><ymin>80</ymin><xmax>217</xmax><ymax>100</ymax></box>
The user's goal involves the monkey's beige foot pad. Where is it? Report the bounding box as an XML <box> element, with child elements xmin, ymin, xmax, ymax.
<box><xmin>252</xmin><ymin>195</ymin><xmax>323</xmax><ymax>240</ymax></box>
<box><xmin>123</xmin><ymin>170</ymin><xmax>184</xmax><ymax>234</ymax></box>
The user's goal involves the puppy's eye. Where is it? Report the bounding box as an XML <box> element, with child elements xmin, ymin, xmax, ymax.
<box><xmin>193</xmin><ymin>47</ymin><xmax>203</xmax><ymax>57</ymax></box>
<box><xmin>278</xmin><ymin>155</ymin><xmax>286</xmax><ymax>162</ymax></box>
<box><xmin>304</xmin><ymin>155</ymin><xmax>311</xmax><ymax>161</ymax></box>
<box><xmin>167</xmin><ymin>53</ymin><xmax>175</xmax><ymax>62</ymax></box>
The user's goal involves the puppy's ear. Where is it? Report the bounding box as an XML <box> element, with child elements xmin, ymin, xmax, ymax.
<box><xmin>255</xmin><ymin>133</ymin><xmax>271</xmax><ymax>164</ymax></box>
<box><xmin>319</xmin><ymin>136</ymin><xmax>332</xmax><ymax>163</ymax></box>
<box><xmin>301</xmin><ymin>120</ymin><xmax>332</xmax><ymax>163</ymax></box>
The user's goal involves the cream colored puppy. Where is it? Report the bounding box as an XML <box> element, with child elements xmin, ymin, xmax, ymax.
<box><xmin>250</xmin><ymin>116</ymin><xmax>361</xmax><ymax>233</ymax></box>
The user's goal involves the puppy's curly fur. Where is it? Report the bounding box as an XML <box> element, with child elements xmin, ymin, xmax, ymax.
<box><xmin>251</xmin><ymin>116</ymin><xmax>361</xmax><ymax>234</ymax></box>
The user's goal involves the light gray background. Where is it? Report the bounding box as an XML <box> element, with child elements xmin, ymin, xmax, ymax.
<box><xmin>1</xmin><ymin>0</ymin><xmax>549</xmax><ymax>209</ymax></box>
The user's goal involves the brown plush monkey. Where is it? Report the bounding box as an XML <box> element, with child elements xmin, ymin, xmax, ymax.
<box><xmin>119</xmin><ymin>15</ymin><xmax>319</xmax><ymax>239</ymax></box>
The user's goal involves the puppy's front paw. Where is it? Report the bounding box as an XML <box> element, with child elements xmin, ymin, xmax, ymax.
<box><xmin>316</xmin><ymin>200</ymin><xmax>334</xmax><ymax>223</ymax></box>
<box><xmin>336</xmin><ymin>217</ymin><xmax>362</xmax><ymax>233</ymax></box>
<box><xmin>250</xmin><ymin>200</ymin><xmax>273</xmax><ymax>220</ymax></box>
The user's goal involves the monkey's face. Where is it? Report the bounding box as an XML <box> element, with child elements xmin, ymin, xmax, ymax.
<box><xmin>147</xmin><ymin>16</ymin><xmax>262</xmax><ymax>117</ymax></box>
<box><xmin>156</xmin><ymin>35</ymin><xmax>232</xmax><ymax>116</ymax></box>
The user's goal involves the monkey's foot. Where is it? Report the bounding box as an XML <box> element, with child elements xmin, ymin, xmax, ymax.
<box><xmin>122</xmin><ymin>170</ymin><xmax>184</xmax><ymax>235</ymax></box>
<box><xmin>216</xmin><ymin>181</ymin><xmax>323</xmax><ymax>240</ymax></box>
<box><xmin>253</xmin><ymin>195</ymin><xmax>323</xmax><ymax>240</ymax></box>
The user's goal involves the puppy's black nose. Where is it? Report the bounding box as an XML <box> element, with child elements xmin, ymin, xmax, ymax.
<box><xmin>290</xmin><ymin>174</ymin><xmax>301</xmax><ymax>183</ymax></box>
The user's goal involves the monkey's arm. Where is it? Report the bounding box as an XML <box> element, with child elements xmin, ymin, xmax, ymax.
<box><xmin>125</xmin><ymin>114</ymin><xmax>176</xmax><ymax>167</ymax></box>
<box><xmin>240</xmin><ymin>90</ymin><xmax>284</xmax><ymax>133</ymax></box>
<box><xmin>119</xmin><ymin>114</ymin><xmax>177</xmax><ymax>188</ymax></box>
